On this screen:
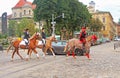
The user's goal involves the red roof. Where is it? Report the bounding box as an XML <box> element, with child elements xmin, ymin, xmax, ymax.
<box><xmin>13</xmin><ymin>0</ymin><xmax>36</xmax><ymax>9</ymax></box>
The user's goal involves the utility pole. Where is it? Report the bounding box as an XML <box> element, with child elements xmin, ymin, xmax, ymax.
<box><xmin>51</xmin><ymin>13</ymin><xmax>64</xmax><ymax>35</ymax></box>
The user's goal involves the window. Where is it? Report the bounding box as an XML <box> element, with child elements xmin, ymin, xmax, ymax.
<box><xmin>29</xmin><ymin>10</ymin><xmax>31</xmax><ymax>15</ymax></box>
<box><xmin>24</xmin><ymin>10</ymin><xmax>26</xmax><ymax>15</ymax></box>
<box><xmin>14</xmin><ymin>12</ymin><xmax>17</xmax><ymax>17</ymax></box>
<box><xmin>103</xmin><ymin>17</ymin><xmax>105</xmax><ymax>23</ymax></box>
<box><xmin>102</xmin><ymin>26</ymin><xmax>105</xmax><ymax>31</ymax></box>
<box><xmin>19</xmin><ymin>12</ymin><xmax>22</xmax><ymax>17</ymax></box>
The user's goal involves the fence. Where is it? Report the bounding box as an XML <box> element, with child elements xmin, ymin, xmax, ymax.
<box><xmin>114</xmin><ymin>41</ymin><xmax>120</xmax><ymax>50</ymax></box>
<box><xmin>0</xmin><ymin>45</ymin><xmax>3</xmax><ymax>52</ymax></box>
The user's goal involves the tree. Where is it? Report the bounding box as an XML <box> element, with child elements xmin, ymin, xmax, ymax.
<box><xmin>33</xmin><ymin>0</ymin><xmax>91</xmax><ymax>37</ymax></box>
<box><xmin>17</xmin><ymin>18</ymin><xmax>36</xmax><ymax>37</ymax></box>
<box><xmin>89</xmin><ymin>18</ymin><xmax>103</xmax><ymax>32</ymax></box>
<box><xmin>33</xmin><ymin>0</ymin><xmax>57</xmax><ymax>36</ymax></box>
<box><xmin>8</xmin><ymin>18</ymin><xmax>36</xmax><ymax>37</ymax></box>
<box><xmin>8</xmin><ymin>20</ymin><xmax>18</xmax><ymax>36</ymax></box>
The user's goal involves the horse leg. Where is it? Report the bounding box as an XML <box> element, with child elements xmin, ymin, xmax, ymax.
<box><xmin>26</xmin><ymin>49</ymin><xmax>31</xmax><ymax>61</ymax></box>
<box><xmin>72</xmin><ymin>51</ymin><xmax>76</xmax><ymax>59</ymax></box>
<box><xmin>49</xmin><ymin>48</ymin><xmax>55</xmax><ymax>57</ymax></box>
<box><xmin>40</xmin><ymin>46</ymin><xmax>46</xmax><ymax>57</ymax></box>
<box><xmin>85</xmin><ymin>53</ymin><xmax>90</xmax><ymax>59</ymax></box>
<box><xmin>84</xmin><ymin>44</ymin><xmax>91</xmax><ymax>60</ymax></box>
<box><xmin>85</xmin><ymin>49</ymin><xmax>91</xmax><ymax>60</ymax></box>
<box><xmin>43</xmin><ymin>47</ymin><xmax>48</xmax><ymax>56</ymax></box>
<box><xmin>29</xmin><ymin>49</ymin><xmax>32</xmax><ymax>59</ymax></box>
<box><xmin>67</xmin><ymin>51</ymin><xmax>70</xmax><ymax>57</ymax></box>
<box><xmin>33</xmin><ymin>49</ymin><xmax>39</xmax><ymax>59</ymax></box>
<box><xmin>16</xmin><ymin>48</ymin><xmax>24</xmax><ymax>60</ymax></box>
<box><xmin>11</xmin><ymin>49</ymin><xmax>16</xmax><ymax>61</ymax></box>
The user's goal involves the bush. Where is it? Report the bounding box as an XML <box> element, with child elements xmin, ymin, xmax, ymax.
<box><xmin>0</xmin><ymin>34</ymin><xmax>8</xmax><ymax>39</ymax></box>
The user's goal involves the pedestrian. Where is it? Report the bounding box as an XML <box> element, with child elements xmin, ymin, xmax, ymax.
<box><xmin>79</xmin><ymin>26</ymin><xmax>87</xmax><ymax>47</ymax></box>
<box><xmin>23</xmin><ymin>28</ymin><xmax>30</xmax><ymax>47</ymax></box>
<box><xmin>41</xmin><ymin>28</ymin><xmax>46</xmax><ymax>44</ymax></box>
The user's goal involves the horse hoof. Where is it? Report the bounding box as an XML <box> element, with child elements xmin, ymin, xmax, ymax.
<box><xmin>42</xmin><ymin>54</ymin><xmax>45</xmax><ymax>57</ymax></box>
<box><xmin>21</xmin><ymin>58</ymin><xmax>24</xmax><ymax>60</ymax></box>
<box><xmin>88</xmin><ymin>58</ymin><xmax>91</xmax><ymax>60</ymax></box>
<box><xmin>53</xmin><ymin>56</ymin><xmax>56</xmax><ymax>58</ymax></box>
<box><xmin>73</xmin><ymin>57</ymin><xmax>76</xmax><ymax>59</ymax></box>
<box><xmin>66</xmin><ymin>55</ymin><xmax>69</xmax><ymax>57</ymax></box>
<box><xmin>37</xmin><ymin>57</ymin><xmax>40</xmax><ymax>59</ymax></box>
<box><xmin>10</xmin><ymin>60</ymin><xmax>13</xmax><ymax>62</ymax></box>
<box><xmin>26</xmin><ymin>58</ymin><xmax>29</xmax><ymax>61</ymax></box>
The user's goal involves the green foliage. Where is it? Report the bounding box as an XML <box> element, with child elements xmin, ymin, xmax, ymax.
<box><xmin>33</xmin><ymin>0</ymin><xmax>91</xmax><ymax>36</ymax></box>
<box><xmin>1</xmin><ymin>39</ymin><xmax>9</xmax><ymax>45</ymax></box>
<box><xmin>8</xmin><ymin>20</ymin><xmax>17</xmax><ymax>36</ymax></box>
<box><xmin>8</xmin><ymin>18</ymin><xmax>36</xmax><ymax>37</ymax></box>
<box><xmin>0</xmin><ymin>34</ymin><xmax>8</xmax><ymax>39</ymax></box>
<box><xmin>89</xmin><ymin>18</ymin><xmax>103</xmax><ymax>32</ymax></box>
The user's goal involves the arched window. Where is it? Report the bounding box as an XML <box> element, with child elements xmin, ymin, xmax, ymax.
<box><xmin>19</xmin><ymin>12</ymin><xmax>22</xmax><ymax>17</ymax></box>
<box><xmin>14</xmin><ymin>12</ymin><xmax>17</xmax><ymax>17</ymax></box>
<box><xmin>29</xmin><ymin>10</ymin><xmax>31</xmax><ymax>15</ymax></box>
<box><xmin>103</xmin><ymin>17</ymin><xmax>105</xmax><ymax>23</ymax></box>
<box><xmin>102</xmin><ymin>26</ymin><xmax>105</xmax><ymax>31</ymax></box>
<box><xmin>24</xmin><ymin>10</ymin><xmax>26</xmax><ymax>15</ymax></box>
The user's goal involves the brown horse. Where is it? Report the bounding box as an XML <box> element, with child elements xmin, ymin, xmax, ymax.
<box><xmin>7</xmin><ymin>32</ymin><xmax>41</xmax><ymax>61</ymax></box>
<box><xmin>64</xmin><ymin>35</ymin><xmax>97</xmax><ymax>59</ymax></box>
<box><xmin>32</xmin><ymin>35</ymin><xmax>57</xmax><ymax>57</ymax></box>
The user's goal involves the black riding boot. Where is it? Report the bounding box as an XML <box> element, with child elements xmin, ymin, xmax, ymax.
<box><xmin>25</xmin><ymin>42</ymin><xmax>29</xmax><ymax>48</ymax></box>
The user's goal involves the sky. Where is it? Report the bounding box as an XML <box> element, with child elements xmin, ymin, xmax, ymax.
<box><xmin>0</xmin><ymin>0</ymin><xmax>120</xmax><ymax>22</ymax></box>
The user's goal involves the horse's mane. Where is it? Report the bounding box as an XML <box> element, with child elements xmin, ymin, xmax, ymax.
<box><xmin>29</xmin><ymin>32</ymin><xmax>41</xmax><ymax>40</ymax></box>
<box><xmin>86</xmin><ymin>35</ymin><xmax>92</xmax><ymax>42</ymax></box>
<box><xmin>46</xmin><ymin>35</ymin><xmax>55</xmax><ymax>40</ymax></box>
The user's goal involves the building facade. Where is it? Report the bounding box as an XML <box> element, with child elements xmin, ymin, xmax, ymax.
<box><xmin>92</xmin><ymin>11</ymin><xmax>116</xmax><ymax>39</ymax></box>
<box><xmin>87</xmin><ymin>1</ymin><xmax>116</xmax><ymax>40</ymax></box>
<box><xmin>115</xmin><ymin>22</ymin><xmax>120</xmax><ymax>37</ymax></box>
<box><xmin>11</xmin><ymin>0</ymin><xmax>36</xmax><ymax>20</ymax></box>
<box><xmin>87</xmin><ymin>1</ymin><xmax>95</xmax><ymax>13</ymax></box>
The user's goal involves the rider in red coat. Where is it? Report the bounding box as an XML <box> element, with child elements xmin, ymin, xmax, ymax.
<box><xmin>79</xmin><ymin>27</ymin><xmax>87</xmax><ymax>46</ymax></box>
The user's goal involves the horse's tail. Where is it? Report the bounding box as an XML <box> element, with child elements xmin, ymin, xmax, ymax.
<box><xmin>64</xmin><ymin>40</ymin><xmax>69</xmax><ymax>52</ymax></box>
<box><xmin>6</xmin><ymin>43</ymin><xmax>13</xmax><ymax>54</ymax></box>
<box><xmin>6</xmin><ymin>38</ymin><xmax>15</xmax><ymax>55</ymax></box>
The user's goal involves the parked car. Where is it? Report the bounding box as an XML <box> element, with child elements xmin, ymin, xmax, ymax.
<box><xmin>47</xmin><ymin>40</ymin><xmax>85</xmax><ymax>56</ymax></box>
<box><xmin>114</xmin><ymin>36</ymin><xmax>120</xmax><ymax>41</ymax></box>
<box><xmin>47</xmin><ymin>40</ymin><xmax>66</xmax><ymax>55</ymax></box>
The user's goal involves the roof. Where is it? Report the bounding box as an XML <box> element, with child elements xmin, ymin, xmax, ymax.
<box><xmin>12</xmin><ymin>0</ymin><xmax>36</xmax><ymax>9</ymax></box>
<box><xmin>92</xmin><ymin>11</ymin><xmax>113</xmax><ymax>20</ymax></box>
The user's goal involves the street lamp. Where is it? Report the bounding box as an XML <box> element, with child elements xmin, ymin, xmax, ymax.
<box><xmin>51</xmin><ymin>13</ymin><xmax>64</xmax><ymax>35</ymax></box>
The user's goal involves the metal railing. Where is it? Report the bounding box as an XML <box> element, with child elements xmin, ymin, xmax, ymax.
<box><xmin>114</xmin><ymin>41</ymin><xmax>120</xmax><ymax>50</ymax></box>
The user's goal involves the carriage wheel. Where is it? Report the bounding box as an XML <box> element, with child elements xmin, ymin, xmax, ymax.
<box><xmin>75</xmin><ymin>48</ymin><xmax>84</xmax><ymax>56</ymax></box>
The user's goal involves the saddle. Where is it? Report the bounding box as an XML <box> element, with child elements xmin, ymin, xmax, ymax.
<box><xmin>19</xmin><ymin>40</ymin><xmax>29</xmax><ymax>46</ymax></box>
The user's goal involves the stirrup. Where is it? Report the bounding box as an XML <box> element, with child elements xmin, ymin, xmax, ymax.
<box><xmin>26</xmin><ymin>45</ymin><xmax>29</xmax><ymax>49</ymax></box>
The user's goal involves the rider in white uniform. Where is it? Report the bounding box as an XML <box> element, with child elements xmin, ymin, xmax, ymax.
<box><xmin>23</xmin><ymin>28</ymin><xmax>30</xmax><ymax>47</ymax></box>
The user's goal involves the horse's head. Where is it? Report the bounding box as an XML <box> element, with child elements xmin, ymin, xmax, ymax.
<box><xmin>35</xmin><ymin>32</ymin><xmax>41</xmax><ymax>39</ymax></box>
<box><xmin>91</xmin><ymin>35</ymin><xmax>98</xmax><ymax>44</ymax></box>
<box><xmin>86</xmin><ymin>35</ymin><xmax>98</xmax><ymax>44</ymax></box>
<box><xmin>50</xmin><ymin>35</ymin><xmax>57</xmax><ymax>43</ymax></box>
<box><xmin>30</xmin><ymin>32</ymin><xmax>41</xmax><ymax>40</ymax></box>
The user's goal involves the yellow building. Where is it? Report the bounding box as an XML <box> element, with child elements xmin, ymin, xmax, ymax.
<box><xmin>87</xmin><ymin>1</ymin><xmax>116</xmax><ymax>40</ymax></box>
<box><xmin>92</xmin><ymin>11</ymin><xmax>116</xmax><ymax>39</ymax></box>
<box><xmin>91</xmin><ymin>11</ymin><xmax>116</xmax><ymax>40</ymax></box>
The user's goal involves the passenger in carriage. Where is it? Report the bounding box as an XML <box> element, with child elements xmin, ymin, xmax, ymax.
<box><xmin>23</xmin><ymin>28</ymin><xmax>30</xmax><ymax>47</ymax></box>
<box><xmin>79</xmin><ymin>26</ymin><xmax>87</xmax><ymax>48</ymax></box>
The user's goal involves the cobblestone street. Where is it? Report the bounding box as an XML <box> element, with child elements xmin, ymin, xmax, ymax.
<box><xmin>0</xmin><ymin>41</ymin><xmax>120</xmax><ymax>78</ymax></box>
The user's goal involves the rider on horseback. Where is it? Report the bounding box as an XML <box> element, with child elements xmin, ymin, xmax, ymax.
<box><xmin>79</xmin><ymin>26</ymin><xmax>87</xmax><ymax>48</ymax></box>
<box><xmin>41</xmin><ymin>28</ymin><xmax>46</xmax><ymax>45</ymax></box>
<box><xmin>23</xmin><ymin>28</ymin><xmax>30</xmax><ymax>47</ymax></box>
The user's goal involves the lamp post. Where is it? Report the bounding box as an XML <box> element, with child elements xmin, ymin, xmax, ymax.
<box><xmin>51</xmin><ymin>13</ymin><xmax>64</xmax><ymax>35</ymax></box>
